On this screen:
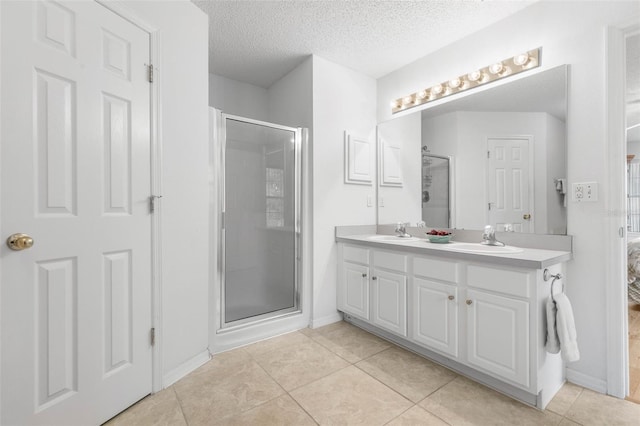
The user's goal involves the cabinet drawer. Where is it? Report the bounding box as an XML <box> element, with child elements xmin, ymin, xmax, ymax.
<box><xmin>374</xmin><ymin>251</ymin><xmax>407</xmax><ymax>272</ymax></box>
<box><xmin>414</xmin><ymin>256</ymin><xmax>459</xmax><ymax>283</ymax></box>
<box><xmin>343</xmin><ymin>245</ymin><xmax>370</xmax><ymax>265</ymax></box>
<box><xmin>467</xmin><ymin>265</ymin><xmax>530</xmax><ymax>298</ymax></box>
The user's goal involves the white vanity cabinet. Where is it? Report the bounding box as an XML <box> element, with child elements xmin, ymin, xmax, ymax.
<box><xmin>465</xmin><ymin>263</ymin><xmax>533</xmax><ymax>388</ymax></box>
<box><xmin>337</xmin><ymin>244</ymin><xmax>408</xmax><ymax>336</ymax></box>
<box><xmin>412</xmin><ymin>256</ymin><xmax>460</xmax><ymax>358</ymax></box>
<box><xmin>336</xmin><ymin>237</ymin><xmax>569</xmax><ymax>409</ymax></box>
<box><xmin>371</xmin><ymin>251</ymin><xmax>407</xmax><ymax>336</ymax></box>
<box><xmin>338</xmin><ymin>245</ymin><xmax>370</xmax><ymax>320</ymax></box>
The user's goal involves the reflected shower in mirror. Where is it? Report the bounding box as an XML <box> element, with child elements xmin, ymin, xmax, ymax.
<box><xmin>377</xmin><ymin>65</ymin><xmax>568</xmax><ymax>235</ymax></box>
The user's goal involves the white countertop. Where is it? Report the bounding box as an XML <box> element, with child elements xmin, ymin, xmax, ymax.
<box><xmin>336</xmin><ymin>234</ymin><xmax>572</xmax><ymax>269</ymax></box>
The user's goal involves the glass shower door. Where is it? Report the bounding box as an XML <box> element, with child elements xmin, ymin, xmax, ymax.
<box><xmin>222</xmin><ymin>116</ymin><xmax>300</xmax><ymax>326</ymax></box>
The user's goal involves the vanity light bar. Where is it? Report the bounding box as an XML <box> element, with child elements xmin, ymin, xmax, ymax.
<box><xmin>390</xmin><ymin>47</ymin><xmax>541</xmax><ymax>114</ymax></box>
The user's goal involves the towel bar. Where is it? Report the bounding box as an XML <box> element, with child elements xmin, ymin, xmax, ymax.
<box><xmin>544</xmin><ymin>268</ymin><xmax>564</xmax><ymax>302</ymax></box>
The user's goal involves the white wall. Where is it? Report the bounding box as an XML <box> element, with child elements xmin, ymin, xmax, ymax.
<box><xmin>378</xmin><ymin>1</ymin><xmax>640</xmax><ymax>391</ymax></box>
<box><xmin>312</xmin><ymin>56</ymin><xmax>377</xmax><ymax>327</ymax></box>
<box><xmin>209</xmin><ymin>73</ymin><xmax>268</xmax><ymax>121</ymax></box>
<box><xmin>121</xmin><ymin>1</ymin><xmax>210</xmax><ymax>384</ymax></box>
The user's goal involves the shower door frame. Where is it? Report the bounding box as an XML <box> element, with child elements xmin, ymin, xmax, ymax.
<box><xmin>217</xmin><ymin>113</ymin><xmax>303</xmax><ymax>330</ymax></box>
<box><xmin>422</xmin><ymin>153</ymin><xmax>454</xmax><ymax>228</ymax></box>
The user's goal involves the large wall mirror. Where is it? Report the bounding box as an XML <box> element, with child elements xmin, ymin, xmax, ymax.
<box><xmin>377</xmin><ymin>64</ymin><xmax>568</xmax><ymax>235</ymax></box>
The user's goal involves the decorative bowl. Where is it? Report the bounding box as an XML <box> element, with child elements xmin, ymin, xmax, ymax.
<box><xmin>426</xmin><ymin>233</ymin><xmax>452</xmax><ymax>243</ymax></box>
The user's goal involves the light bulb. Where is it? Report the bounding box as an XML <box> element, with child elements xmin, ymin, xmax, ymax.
<box><xmin>417</xmin><ymin>90</ymin><xmax>428</xmax><ymax>100</ymax></box>
<box><xmin>390</xmin><ymin>99</ymin><xmax>400</xmax><ymax>109</ymax></box>
<box><xmin>513</xmin><ymin>53</ymin><xmax>530</xmax><ymax>66</ymax></box>
<box><xmin>402</xmin><ymin>95</ymin><xmax>413</xmax><ymax>106</ymax></box>
<box><xmin>449</xmin><ymin>77</ymin><xmax>462</xmax><ymax>89</ymax></box>
<box><xmin>489</xmin><ymin>62</ymin><xmax>504</xmax><ymax>75</ymax></box>
<box><xmin>431</xmin><ymin>84</ymin><xmax>443</xmax><ymax>95</ymax></box>
<box><xmin>467</xmin><ymin>70</ymin><xmax>482</xmax><ymax>82</ymax></box>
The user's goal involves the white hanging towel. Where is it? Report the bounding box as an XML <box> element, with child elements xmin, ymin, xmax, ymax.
<box><xmin>545</xmin><ymin>297</ymin><xmax>561</xmax><ymax>354</ymax></box>
<box><xmin>555</xmin><ymin>293</ymin><xmax>580</xmax><ymax>362</ymax></box>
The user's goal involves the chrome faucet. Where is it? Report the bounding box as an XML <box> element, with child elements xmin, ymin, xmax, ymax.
<box><xmin>482</xmin><ymin>225</ymin><xmax>505</xmax><ymax>246</ymax></box>
<box><xmin>395</xmin><ymin>222</ymin><xmax>412</xmax><ymax>238</ymax></box>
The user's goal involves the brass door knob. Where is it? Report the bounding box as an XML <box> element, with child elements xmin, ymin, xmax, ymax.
<box><xmin>448</xmin><ymin>295</ymin><xmax>455</xmax><ymax>300</ymax></box>
<box><xmin>523</xmin><ymin>214</ymin><xmax>531</xmax><ymax>220</ymax></box>
<box><xmin>7</xmin><ymin>233</ymin><xmax>34</xmax><ymax>251</ymax></box>
<box><xmin>362</xmin><ymin>273</ymin><xmax>367</xmax><ymax>278</ymax></box>
<box><xmin>466</xmin><ymin>299</ymin><xmax>473</xmax><ymax>305</ymax></box>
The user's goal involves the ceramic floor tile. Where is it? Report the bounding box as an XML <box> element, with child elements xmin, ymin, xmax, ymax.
<box><xmin>565</xmin><ymin>388</ymin><xmax>640</xmax><ymax>425</ymax></box>
<box><xmin>420</xmin><ymin>376</ymin><xmax>562</xmax><ymax>426</ymax></box>
<box><xmin>202</xmin><ymin>347</ymin><xmax>253</xmax><ymax>373</ymax></box>
<box><xmin>386</xmin><ymin>405</ymin><xmax>449</xmax><ymax>426</ymax></box>
<box><xmin>558</xmin><ymin>419</ymin><xmax>582</xmax><ymax>426</ymax></box>
<box><xmin>173</xmin><ymin>358</ymin><xmax>285</xmax><ymax>425</ymax></box>
<box><xmin>243</xmin><ymin>331</ymin><xmax>312</xmax><ymax>358</ymax></box>
<box><xmin>356</xmin><ymin>346</ymin><xmax>457</xmax><ymax>402</ymax></box>
<box><xmin>546</xmin><ymin>382</ymin><xmax>584</xmax><ymax>416</ymax></box>
<box><xmin>310</xmin><ymin>321</ymin><xmax>391</xmax><ymax>363</ymax></box>
<box><xmin>290</xmin><ymin>365</ymin><xmax>413</xmax><ymax>425</ymax></box>
<box><xmin>253</xmin><ymin>339</ymin><xmax>350</xmax><ymax>391</ymax></box>
<box><xmin>104</xmin><ymin>388</ymin><xmax>186</xmax><ymax>426</ymax></box>
<box><xmin>298</xmin><ymin>326</ymin><xmax>317</xmax><ymax>337</ymax></box>
<box><xmin>215</xmin><ymin>394</ymin><xmax>316</xmax><ymax>426</ymax></box>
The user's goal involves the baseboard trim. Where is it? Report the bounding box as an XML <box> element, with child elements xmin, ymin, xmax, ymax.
<box><xmin>311</xmin><ymin>312</ymin><xmax>342</xmax><ymax>329</ymax></box>
<box><xmin>566</xmin><ymin>368</ymin><xmax>608</xmax><ymax>394</ymax></box>
<box><xmin>162</xmin><ymin>350</ymin><xmax>211</xmax><ymax>388</ymax></box>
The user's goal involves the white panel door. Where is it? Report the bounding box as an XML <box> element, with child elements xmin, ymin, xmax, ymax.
<box><xmin>487</xmin><ymin>138</ymin><xmax>532</xmax><ymax>232</ymax></box>
<box><xmin>371</xmin><ymin>269</ymin><xmax>407</xmax><ymax>336</ymax></box>
<box><xmin>341</xmin><ymin>262</ymin><xmax>370</xmax><ymax>320</ymax></box>
<box><xmin>412</xmin><ymin>278</ymin><xmax>458</xmax><ymax>357</ymax></box>
<box><xmin>466</xmin><ymin>289</ymin><xmax>530</xmax><ymax>388</ymax></box>
<box><xmin>1</xmin><ymin>1</ymin><xmax>152</xmax><ymax>425</ymax></box>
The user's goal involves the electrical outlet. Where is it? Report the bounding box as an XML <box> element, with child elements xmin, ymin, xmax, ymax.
<box><xmin>572</xmin><ymin>182</ymin><xmax>598</xmax><ymax>202</ymax></box>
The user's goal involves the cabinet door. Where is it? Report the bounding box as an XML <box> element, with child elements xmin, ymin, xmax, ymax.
<box><xmin>412</xmin><ymin>278</ymin><xmax>458</xmax><ymax>357</ymax></box>
<box><xmin>340</xmin><ymin>262</ymin><xmax>370</xmax><ymax>320</ymax></box>
<box><xmin>371</xmin><ymin>269</ymin><xmax>407</xmax><ymax>336</ymax></box>
<box><xmin>466</xmin><ymin>289</ymin><xmax>530</xmax><ymax>388</ymax></box>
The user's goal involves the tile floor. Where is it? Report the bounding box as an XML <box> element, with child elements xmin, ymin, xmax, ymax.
<box><xmin>106</xmin><ymin>321</ymin><xmax>640</xmax><ymax>426</ymax></box>
<box><xmin>629</xmin><ymin>302</ymin><xmax>640</xmax><ymax>403</ymax></box>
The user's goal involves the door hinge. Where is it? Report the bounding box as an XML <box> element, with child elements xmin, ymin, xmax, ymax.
<box><xmin>149</xmin><ymin>195</ymin><xmax>162</xmax><ymax>213</ymax></box>
<box><xmin>147</xmin><ymin>64</ymin><xmax>154</xmax><ymax>83</ymax></box>
<box><xmin>150</xmin><ymin>327</ymin><xmax>156</xmax><ymax>346</ymax></box>
<box><xmin>488</xmin><ymin>202</ymin><xmax>492</xmax><ymax>211</ymax></box>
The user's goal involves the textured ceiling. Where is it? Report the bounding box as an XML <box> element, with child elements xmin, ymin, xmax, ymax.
<box><xmin>192</xmin><ymin>0</ymin><xmax>535</xmax><ymax>89</ymax></box>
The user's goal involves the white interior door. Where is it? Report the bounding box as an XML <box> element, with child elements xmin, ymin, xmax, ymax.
<box><xmin>487</xmin><ymin>137</ymin><xmax>532</xmax><ymax>233</ymax></box>
<box><xmin>1</xmin><ymin>1</ymin><xmax>153</xmax><ymax>424</ymax></box>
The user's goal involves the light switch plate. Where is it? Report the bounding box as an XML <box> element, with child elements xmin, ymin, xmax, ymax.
<box><xmin>572</xmin><ymin>182</ymin><xmax>598</xmax><ymax>202</ymax></box>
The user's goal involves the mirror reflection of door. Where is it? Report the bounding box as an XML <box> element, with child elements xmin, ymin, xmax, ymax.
<box><xmin>487</xmin><ymin>137</ymin><xmax>532</xmax><ymax>233</ymax></box>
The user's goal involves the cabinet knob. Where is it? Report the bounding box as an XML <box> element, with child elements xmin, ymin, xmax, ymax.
<box><xmin>448</xmin><ymin>295</ymin><xmax>455</xmax><ymax>301</ymax></box>
<box><xmin>362</xmin><ymin>273</ymin><xmax>367</xmax><ymax>278</ymax></box>
<box><xmin>466</xmin><ymin>299</ymin><xmax>473</xmax><ymax>305</ymax></box>
<box><xmin>372</xmin><ymin>276</ymin><xmax>377</xmax><ymax>280</ymax></box>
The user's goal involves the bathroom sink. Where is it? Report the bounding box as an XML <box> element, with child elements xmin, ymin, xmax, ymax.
<box><xmin>445</xmin><ymin>243</ymin><xmax>524</xmax><ymax>254</ymax></box>
<box><xmin>367</xmin><ymin>235</ymin><xmax>420</xmax><ymax>242</ymax></box>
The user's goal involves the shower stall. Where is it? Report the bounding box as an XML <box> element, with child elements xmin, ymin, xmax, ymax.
<box><xmin>210</xmin><ymin>109</ymin><xmax>307</xmax><ymax>350</ymax></box>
